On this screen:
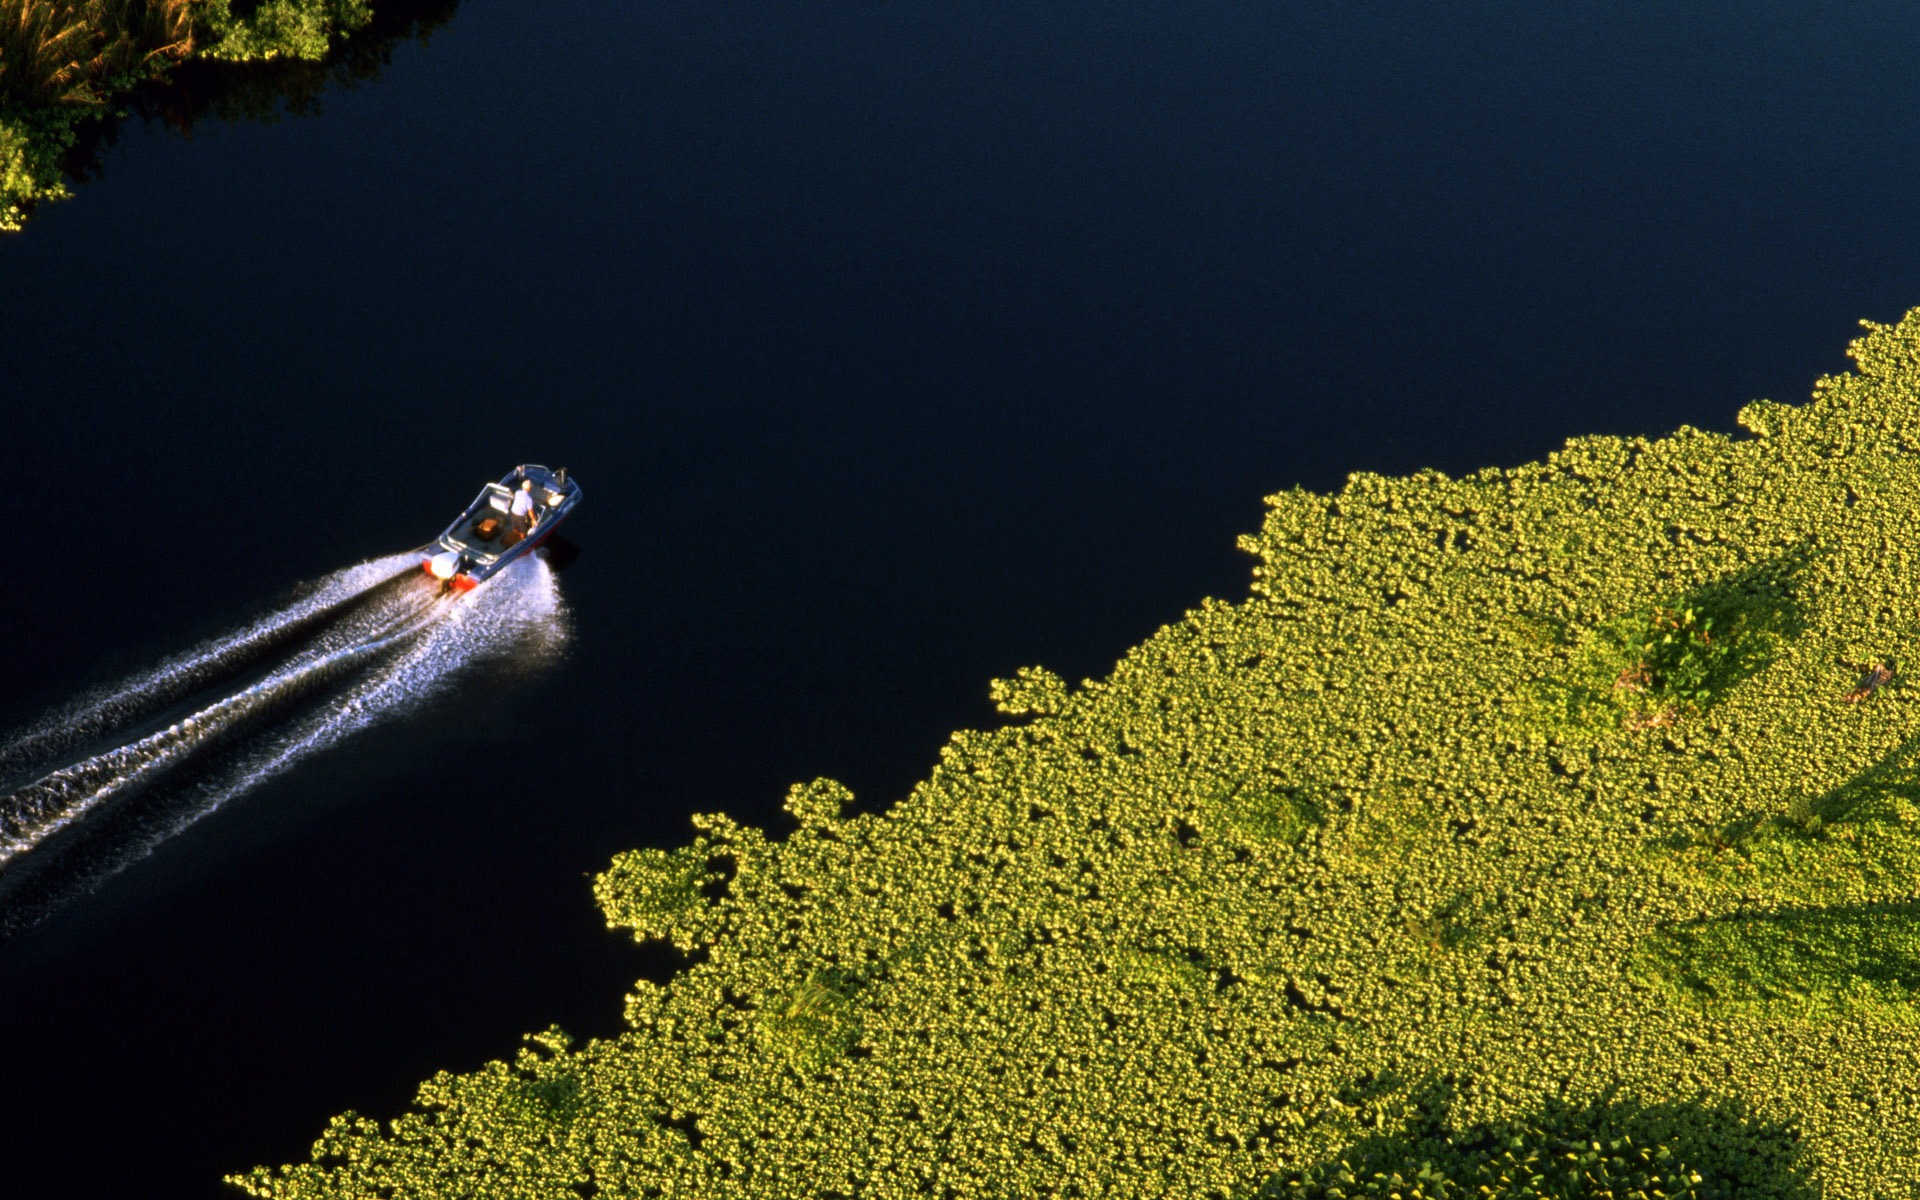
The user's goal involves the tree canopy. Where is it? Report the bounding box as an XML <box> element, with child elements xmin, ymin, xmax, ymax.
<box><xmin>1</xmin><ymin>0</ymin><xmax>393</xmax><ymax>230</ymax></box>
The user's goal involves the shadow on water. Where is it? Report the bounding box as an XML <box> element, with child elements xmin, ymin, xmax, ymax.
<box><xmin>1666</xmin><ymin>545</ymin><xmax>1814</xmax><ymax>695</ymax></box>
<box><xmin>539</xmin><ymin>532</ymin><xmax>583</xmax><ymax>576</ymax></box>
<box><xmin>1641</xmin><ymin>898</ymin><xmax>1920</xmax><ymax>1008</ymax></box>
<box><xmin>1803</xmin><ymin>730</ymin><xmax>1920</xmax><ymax>830</ymax></box>
<box><xmin>1261</xmin><ymin>1079</ymin><xmax>1814</xmax><ymax>1199</ymax></box>
<box><xmin>59</xmin><ymin>0</ymin><xmax>463</xmax><ymax>194</ymax></box>
<box><xmin>1670</xmin><ymin>707</ymin><xmax>1920</xmax><ymax>855</ymax></box>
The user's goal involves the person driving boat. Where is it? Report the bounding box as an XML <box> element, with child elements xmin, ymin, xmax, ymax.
<box><xmin>510</xmin><ymin>478</ymin><xmax>538</xmax><ymax>534</ymax></box>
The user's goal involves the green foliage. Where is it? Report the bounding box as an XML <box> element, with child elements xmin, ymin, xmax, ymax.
<box><xmin>0</xmin><ymin>0</ymin><xmax>199</xmax><ymax>226</ymax></box>
<box><xmin>1640</xmin><ymin>901</ymin><xmax>1920</xmax><ymax>1015</ymax></box>
<box><xmin>990</xmin><ymin>664</ymin><xmax>1071</xmax><ymax>715</ymax></box>
<box><xmin>0</xmin><ymin>101</ymin><xmax>88</xmax><ymax>228</ymax></box>
<box><xmin>0</xmin><ymin>0</ymin><xmax>378</xmax><ymax>229</ymax></box>
<box><xmin>0</xmin><ymin>0</ymin><xmax>194</xmax><ymax>108</ymax></box>
<box><xmin>0</xmin><ymin>116</ymin><xmax>42</xmax><ymax>230</ymax></box>
<box><xmin>235</xmin><ymin>312</ymin><xmax>1920</xmax><ymax>1197</ymax></box>
<box><xmin>1629</xmin><ymin>604</ymin><xmax>1724</xmax><ymax>705</ymax></box>
<box><xmin>1524</xmin><ymin>556</ymin><xmax>1804</xmax><ymax>738</ymax></box>
<box><xmin>198</xmin><ymin>0</ymin><xmax>373</xmax><ymax>63</ymax></box>
<box><xmin>759</xmin><ymin>968</ymin><xmax>864</xmax><ymax>1072</ymax></box>
<box><xmin>591</xmin><ymin>844</ymin><xmax>723</xmax><ymax>952</ymax></box>
<box><xmin>504</xmin><ymin>1069</ymin><xmax>584</xmax><ymax>1126</ymax></box>
<box><xmin>783</xmin><ymin>776</ymin><xmax>853</xmax><ymax>826</ymax></box>
<box><xmin>1265</xmin><ymin>1093</ymin><xmax>1808</xmax><ymax>1200</ymax></box>
<box><xmin>1212</xmin><ymin>777</ymin><xmax>1323</xmax><ymax>844</ymax></box>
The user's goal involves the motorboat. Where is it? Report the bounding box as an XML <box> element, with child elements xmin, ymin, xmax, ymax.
<box><xmin>421</xmin><ymin>465</ymin><xmax>581</xmax><ymax>592</ymax></box>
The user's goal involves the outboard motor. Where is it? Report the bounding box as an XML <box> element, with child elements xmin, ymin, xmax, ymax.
<box><xmin>426</xmin><ymin>550</ymin><xmax>463</xmax><ymax>581</ymax></box>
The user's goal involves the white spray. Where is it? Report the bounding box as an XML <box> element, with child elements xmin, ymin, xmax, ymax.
<box><xmin>0</xmin><ymin>552</ymin><xmax>422</xmax><ymax>778</ymax></box>
<box><xmin>0</xmin><ymin>554</ymin><xmax>570</xmax><ymax>874</ymax></box>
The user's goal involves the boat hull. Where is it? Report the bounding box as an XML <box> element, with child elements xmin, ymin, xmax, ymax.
<box><xmin>420</xmin><ymin>465</ymin><xmax>581</xmax><ymax>592</ymax></box>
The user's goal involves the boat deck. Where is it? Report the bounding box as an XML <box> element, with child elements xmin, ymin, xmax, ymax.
<box><xmin>429</xmin><ymin>467</ymin><xmax>579</xmax><ymax>586</ymax></box>
<box><xmin>443</xmin><ymin>483</ymin><xmax>550</xmax><ymax>561</ymax></box>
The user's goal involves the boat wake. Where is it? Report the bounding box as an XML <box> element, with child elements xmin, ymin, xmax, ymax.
<box><xmin>0</xmin><ymin>552</ymin><xmax>570</xmax><ymax>936</ymax></box>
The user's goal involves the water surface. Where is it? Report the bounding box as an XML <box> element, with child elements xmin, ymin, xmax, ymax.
<box><xmin>5</xmin><ymin>2</ymin><xmax>1920</xmax><ymax>1195</ymax></box>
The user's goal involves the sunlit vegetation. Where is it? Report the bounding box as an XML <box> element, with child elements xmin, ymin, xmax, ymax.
<box><xmin>0</xmin><ymin>0</ymin><xmax>193</xmax><ymax>108</ymax></box>
<box><xmin>231</xmin><ymin>312</ymin><xmax>1920</xmax><ymax>1196</ymax></box>
<box><xmin>0</xmin><ymin>0</ymin><xmax>378</xmax><ymax>229</ymax></box>
<box><xmin>1265</xmin><ymin>1093</ymin><xmax>1809</xmax><ymax>1199</ymax></box>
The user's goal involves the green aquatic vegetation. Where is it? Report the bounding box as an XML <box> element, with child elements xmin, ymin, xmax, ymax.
<box><xmin>759</xmin><ymin>969</ymin><xmax>865</xmax><ymax>1072</ymax></box>
<box><xmin>1211</xmin><ymin>776</ymin><xmax>1324</xmax><ymax>845</ymax></box>
<box><xmin>235</xmin><ymin>312</ymin><xmax>1920</xmax><ymax>1198</ymax></box>
<box><xmin>591</xmin><ymin>843</ymin><xmax>725</xmax><ymax>950</ymax></box>
<box><xmin>1639</xmin><ymin>900</ymin><xmax>1920</xmax><ymax>1015</ymax></box>
<box><xmin>989</xmin><ymin>663</ymin><xmax>1071</xmax><ymax>716</ymax></box>
<box><xmin>1265</xmin><ymin>1090</ymin><xmax>1810</xmax><ymax>1200</ymax></box>
<box><xmin>1522</xmin><ymin>554</ymin><xmax>1805</xmax><ymax>738</ymax></box>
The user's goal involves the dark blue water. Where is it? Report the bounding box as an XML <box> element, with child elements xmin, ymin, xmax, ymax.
<box><xmin>5</xmin><ymin>2</ymin><xmax>1920</xmax><ymax>1195</ymax></box>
